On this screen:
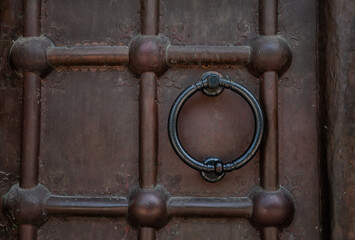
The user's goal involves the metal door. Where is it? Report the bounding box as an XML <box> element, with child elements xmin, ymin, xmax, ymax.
<box><xmin>1</xmin><ymin>0</ymin><xmax>321</xmax><ymax>239</ymax></box>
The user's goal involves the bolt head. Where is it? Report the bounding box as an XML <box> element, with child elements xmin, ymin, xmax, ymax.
<box><xmin>201</xmin><ymin>71</ymin><xmax>224</xmax><ymax>97</ymax></box>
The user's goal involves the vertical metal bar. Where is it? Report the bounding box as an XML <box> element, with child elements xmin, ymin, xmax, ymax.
<box><xmin>259</xmin><ymin>0</ymin><xmax>280</xmax><ymax>239</ymax></box>
<box><xmin>259</xmin><ymin>71</ymin><xmax>280</xmax><ymax>240</ymax></box>
<box><xmin>20</xmin><ymin>72</ymin><xmax>41</xmax><ymax>188</ymax></box>
<box><xmin>19</xmin><ymin>0</ymin><xmax>42</xmax><ymax>239</ymax></box>
<box><xmin>259</xmin><ymin>0</ymin><xmax>278</xmax><ymax>35</ymax></box>
<box><xmin>141</xmin><ymin>0</ymin><xmax>160</xmax><ymax>35</ymax></box>
<box><xmin>139</xmin><ymin>227</ymin><xmax>156</xmax><ymax>240</ymax></box>
<box><xmin>21</xmin><ymin>0</ymin><xmax>42</xmax><ymax>187</ymax></box>
<box><xmin>139</xmin><ymin>72</ymin><xmax>158</xmax><ymax>189</ymax></box>
<box><xmin>260</xmin><ymin>71</ymin><xmax>279</xmax><ymax>190</ymax></box>
<box><xmin>23</xmin><ymin>0</ymin><xmax>41</xmax><ymax>37</ymax></box>
<box><xmin>139</xmin><ymin>1</ymin><xmax>160</xmax><ymax>239</ymax></box>
<box><xmin>261</xmin><ymin>227</ymin><xmax>279</xmax><ymax>240</ymax></box>
<box><xmin>19</xmin><ymin>225</ymin><xmax>37</xmax><ymax>240</ymax></box>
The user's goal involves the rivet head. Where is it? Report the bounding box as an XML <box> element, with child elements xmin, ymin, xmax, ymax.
<box><xmin>249</xmin><ymin>187</ymin><xmax>295</xmax><ymax>229</ymax></box>
<box><xmin>128</xmin><ymin>188</ymin><xmax>169</xmax><ymax>229</ymax></box>
<box><xmin>248</xmin><ymin>36</ymin><xmax>292</xmax><ymax>77</ymax></box>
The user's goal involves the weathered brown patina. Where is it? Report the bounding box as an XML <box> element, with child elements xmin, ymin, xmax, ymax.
<box><xmin>1</xmin><ymin>0</ymin><xmax>353</xmax><ymax>239</ymax></box>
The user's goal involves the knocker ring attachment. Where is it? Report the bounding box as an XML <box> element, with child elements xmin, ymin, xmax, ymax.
<box><xmin>168</xmin><ymin>72</ymin><xmax>264</xmax><ymax>183</ymax></box>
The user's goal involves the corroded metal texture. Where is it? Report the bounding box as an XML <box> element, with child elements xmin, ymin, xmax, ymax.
<box><xmin>166</xmin><ymin>45</ymin><xmax>251</xmax><ymax>66</ymax></box>
<box><xmin>167</xmin><ymin>197</ymin><xmax>253</xmax><ymax>218</ymax></box>
<box><xmin>47</xmin><ymin>46</ymin><xmax>129</xmax><ymax>67</ymax></box>
<box><xmin>0</xmin><ymin>0</ymin><xmax>327</xmax><ymax>239</ymax></box>
<box><xmin>0</xmin><ymin>1</ymin><xmax>23</xmax><ymax>238</ymax></box>
<box><xmin>45</xmin><ymin>195</ymin><xmax>128</xmax><ymax>217</ymax></box>
<box><xmin>319</xmin><ymin>0</ymin><xmax>355</xmax><ymax>239</ymax></box>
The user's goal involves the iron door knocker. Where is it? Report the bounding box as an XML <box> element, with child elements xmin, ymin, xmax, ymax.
<box><xmin>168</xmin><ymin>71</ymin><xmax>264</xmax><ymax>182</ymax></box>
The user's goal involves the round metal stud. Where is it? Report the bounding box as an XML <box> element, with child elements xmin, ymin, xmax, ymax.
<box><xmin>249</xmin><ymin>186</ymin><xmax>295</xmax><ymax>229</ymax></box>
<box><xmin>201</xmin><ymin>72</ymin><xmax>224</xmax><ymax>96</ymax></box>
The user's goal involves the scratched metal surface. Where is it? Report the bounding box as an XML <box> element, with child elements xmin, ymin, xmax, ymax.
<box><xmin>37</xmin><ymin>0</ymin><xmax>140</xmax><ymax>238</ymax></box>
<box><xmin>279</xmin><ymin>0</ymin><xmax>322</xmax><ymax>239</ymax></box>
<box><xmin>157</xmin><ymin>2</ymin><xmax>260</xmax><ymax>238</ymax></box>
<box><xmin>0</xmin><ymin>0</ymin><xmax>328</xmax><ymax>239</ymax></box>
<box><xmin>156</xmin><ymin>0</ymin><xmax>320</xmax><ymax>239</ymax></box>
<box><xmin>278</xmin><ymin>0</ymin><xmax>320</xmax><ymax>239</ymax></box>
<box><xmin>319</xmin><ymin>0</ymin><xmax>355</xmax><ymax>239</ymax></box>
<box><xmin>0</xmin><ymin>0</ymin><xmax>23</xmax><ymax>239</ymax></box>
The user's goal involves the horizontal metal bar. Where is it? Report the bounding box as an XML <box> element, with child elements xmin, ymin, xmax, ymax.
<box><xmin>167</xmin><ymin>197</ymin><xmax>252</xmax><ymax>218</ymax></box>
<box><xmin>45</xmin><ymin>44</ymin><xmax>250</xmax><ymax>68</ymax></box>
<box><xmin>44</xmin><ymin>195</ymin><xmax>128</xmax><ymax>217</ymax></box>
<box><xmin>44</xmin><ymin>195</ymin><xmax>252</xmax><ymax>219</ymax></box>
<box><xmin>47</xmin><ymin>46</ymin><xmax>129</xmax><ymax>67</ymax></box>
<box><xmin>166</xmin><ymin>45</ymin><xmax>251</xmax><ymax>66</ymax></box>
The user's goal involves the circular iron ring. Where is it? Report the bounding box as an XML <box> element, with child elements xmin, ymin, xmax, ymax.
<box><xmin>168</xmin><ymin>72</ymin><xmax>264</xmax><ymax>176</ymax></box>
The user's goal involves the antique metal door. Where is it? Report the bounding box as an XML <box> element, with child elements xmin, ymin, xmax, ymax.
<box><xmin>1</xmin><ymin>0</ymin><xmax>322</xmax><ymax>239</ymax></box>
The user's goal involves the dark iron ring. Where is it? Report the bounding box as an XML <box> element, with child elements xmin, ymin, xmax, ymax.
<box><xmin>168</xmin><ymin>72</ymin><xmax>264</xmax><ymax>179</ymax></box>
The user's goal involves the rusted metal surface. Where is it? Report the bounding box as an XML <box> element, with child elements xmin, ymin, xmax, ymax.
<box><xmin>47</xmin><ymin>46</ymin><xmax>129</xmax><ymax>67</ymax></box>
<box><xmin>45</xmin><ymin>195</ymin><xmax>128</xmax><ymax>217</ymax></box>
<box><xmin>41</xmin><ymin>0</ymin><xmax>141</xmax><ymax>46</ymax></box>
<box><xmin>278</xmin><ymin>1</ymin><xmax>320</xmax><ymax>239</ymax></box>
<box><xmin>0</xmin><ymin>0</ymin><xmax>326</xmax><ymax>239</ymax></box>
<box><xmin>158</xmin><ymin>0</ymin><xmax>319</xmax><ymax>238</ymax></box>
<box><xmin>167</xmin><ymin>197</ymin><xmax>252</xmax><ymax>218</ymax></box>
<box><xmin>166</xmin><ymin>45</ymin><xmax>251</xmax><ymax>66</ymax></box>
<box><xmin>319</xmin><ymin>0</ymin><xmax>355</xmax><ymax>239</ymax></box>
<box><xmin>38</xmin><ymin>70</ymin><xmax>139</xmax><ymax>194</ymax></box>
<box><xmin>0</xmin><ymin>0</ymin><xmax>23</xmax><ymax>238</ymax></box>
